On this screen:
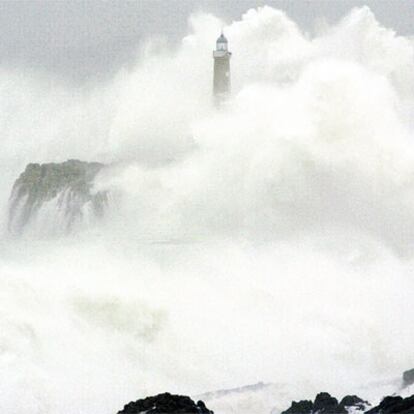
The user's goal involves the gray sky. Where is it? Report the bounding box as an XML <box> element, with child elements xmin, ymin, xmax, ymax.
<box><xmin>0</xmin><ymin>0</ymin><xmax>412</xmax><ymax>83</ymax></box>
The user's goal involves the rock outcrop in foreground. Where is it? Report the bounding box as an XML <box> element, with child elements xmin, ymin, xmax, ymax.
<box><xmin>8</xmin><ymin>159</ymin><xmax>107</xmax><ymax>235</ymax></box>
<box><xmin>365</xmin><ymin>395</ymin><xmax>414</xmax><ymax>414</ymax></box>
<box><xmin>117</xmin><ymin>391</ymin><xmax>414</xmax><ymax>414</ymax></box>
<box><xmin>118</xmin><ymin>393</ymin><xmax>214</xmax><ymax>414</ymax></box>
<box><xmin>281</xmin><ymin>392</ymin><xmax>369</xmax><ymax>413</ymax></box>
<box><xmin>281</xmin><ymin>392</ymin><xmax>414</xmax><ymax>414</ymax></box>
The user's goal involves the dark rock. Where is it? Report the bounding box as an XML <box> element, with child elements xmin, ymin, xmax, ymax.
<box><xmin>280</xmin><ymin>399</ymin><xmax>313</xmax><ymax>414</ymax></box>
<box><xmin>365</xmin><ymin>394</ymin><xmax>414</xmax><ymax>414</ymax></box>
<box><xmin>403</xmin><ymin>369</ymin><xmax>414</xmax><ymax>387</ymax></box>
<box><xmin>313</xmin><ymin>392</ymin><xmax>346</xmax><ymax>413</ymax></box>
<box><xmin>117</xmin><ymin>393</ymin><xmax>214</xmax><ymax>414</ymax></box>
<box><xmin>280</xmin><ymin>392</ymin><xmax>369</xmax><ymax>414</ymax></box>
<box><xmin>339</xmin><ymin>395</ymin><xmax>369</xmax><ymax>411</ymax></box>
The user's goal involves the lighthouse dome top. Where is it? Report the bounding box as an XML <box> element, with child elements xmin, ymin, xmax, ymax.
<box><xmin>216</xmin><ymin>32</ymin><xmax>229</xmax><ymax>52</ymax></box>
<box><xmin>217</xmin><ymin>33</ymin><xmax>228</xmax><ymax>44</ymax></box>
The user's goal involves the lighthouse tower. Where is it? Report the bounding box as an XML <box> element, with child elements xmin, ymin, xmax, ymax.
<box><xmin>213</xmin><ymin>32</ymin><xmax>231</xmax><ymax>106</ymax></box>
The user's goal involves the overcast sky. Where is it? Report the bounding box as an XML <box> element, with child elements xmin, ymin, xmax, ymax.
<box><xmin>0</xmin><ymin>1</ymin><xmax>412</xmax><ymax>83</ymax></box>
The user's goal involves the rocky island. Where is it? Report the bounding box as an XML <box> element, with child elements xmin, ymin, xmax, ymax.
<box><xmin>8</xmin><ymin>159</ymin><xmax>107</xmax><ymax>235</ymax></box>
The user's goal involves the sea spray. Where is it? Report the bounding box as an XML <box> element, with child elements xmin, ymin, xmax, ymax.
<box><xmin>0</xmin><ymin>5</ymin><xmax>414</xmax><ymax>414</ymax></box>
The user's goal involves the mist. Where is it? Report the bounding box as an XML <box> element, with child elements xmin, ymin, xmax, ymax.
<box><xmin>1</xmin><ymin>5</ymin><xmax>414</xmax><ymax>414</ymax></box>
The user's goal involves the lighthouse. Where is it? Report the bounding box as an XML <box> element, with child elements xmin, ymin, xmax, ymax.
<box><xmin>213</xmin><ymin>32</ymin><xmax>231</xmax><ymax>106</ymax></box>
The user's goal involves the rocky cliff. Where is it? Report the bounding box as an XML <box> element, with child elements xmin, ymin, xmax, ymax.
<box><xmin>8</xmin><ymin>159</ymin><xmax>107</xmax><ymax>235</ymax></box>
